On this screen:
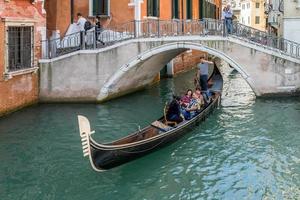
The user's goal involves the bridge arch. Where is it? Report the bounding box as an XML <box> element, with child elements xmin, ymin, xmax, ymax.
<box><xmin>97</xmin><ymin>42</ymin><xmax>257</xmax><ymax>101</ymax></box>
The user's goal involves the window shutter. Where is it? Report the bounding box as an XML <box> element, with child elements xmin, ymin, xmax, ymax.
<box><xmin>156</xmin><ymin>0</ymin><xmax>160</xmax><ymax>17</ymax></box>
<box><xmin>93</xmin><ymin>0</ymin><xmax>97</xmax><ymax>16</ymax></box>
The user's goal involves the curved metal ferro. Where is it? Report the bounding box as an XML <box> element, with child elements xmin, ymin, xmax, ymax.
<box><xmin>78</xmin><ymin>115</ymin><xmax>106</xmax><ymax>172</ymax></box>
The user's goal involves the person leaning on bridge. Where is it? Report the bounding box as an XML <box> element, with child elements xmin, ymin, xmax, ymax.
<box><xmin>76</xmin><ymin>13</ymin><xmax>87</xmax><ymax>32</ymax></box>
<box><xmin>224</xmin><ymin>4</ymin><xmax>233</xmax><ymax>34</ymax></box>
<box><xmin>197</xmin><ymin>56</ymin><xmax>214</xmax><ymax>93</ymax></box>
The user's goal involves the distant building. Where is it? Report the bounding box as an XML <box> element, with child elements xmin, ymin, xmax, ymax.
<box><xmin>265</xmin><ymin>0</ymin><xmax>300</xmax><ymax>43</ymax></box>
<box><xmin>265</xmin><ymin>0</ymin><xmax>283</xmax><ymax>37</ymax></box>
<box><xmin>0</xmin><ymin>0</ymin><xmax>46</xmax><ymax>116</ymax></box>
<box><xmin>239</xmin><ymin>0</ymin><xmax>266</xmax><ymax>31</ymax></box>
<box><xmin>231</xmin><ymin>0</ymin><xmax>242</xmax><ymax>21</ymax></box>
<box><xmin>282</xmin><ymin>1</ymin><xmax>300</xmax><ymax>43</ymax></box>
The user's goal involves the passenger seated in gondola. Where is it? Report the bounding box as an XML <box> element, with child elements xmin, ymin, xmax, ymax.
<box><xmin>195</xmin><ymin>87</ymin><xmax>210</xmax><ymax>106</ymax></box>
<box><xmin>182</xmin><ymin>92</ymin><xmax>204</xmax><ymax>120</ymax></box>
<box><xmin>180</xmin><ymin>89</ymin><xmax>193</xmax><ymax>108</ymax></box>
<box><xmin>166</xmin><ymin>96</ymin><xmax>184</xmax><ymax>124</ymax></box>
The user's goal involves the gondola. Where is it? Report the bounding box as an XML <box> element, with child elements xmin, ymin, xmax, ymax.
<box><xmin>78</xmin><ymin>67</ymin><xmax>223</xmax><ymax>172</ymax></box>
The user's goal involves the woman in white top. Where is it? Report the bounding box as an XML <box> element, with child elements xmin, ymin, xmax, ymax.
<box><xmin>77</xmin><ymin>13</ymin><xmax>87</xmax><ymax>31</ymax></box>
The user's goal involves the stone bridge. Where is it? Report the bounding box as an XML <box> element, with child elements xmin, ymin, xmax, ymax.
<box><xmin>39</xmin><ymin>20</ymin><xmax>300</xmax><ymax>102</ymax></box>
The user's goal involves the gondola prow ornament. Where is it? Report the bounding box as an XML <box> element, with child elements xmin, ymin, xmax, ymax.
<box><xmin>78</xmin><ymin>115</ymin><xmax>104</xmax><ymax>172</ymax></box>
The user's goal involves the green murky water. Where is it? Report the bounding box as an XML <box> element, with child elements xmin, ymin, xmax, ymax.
<box><xmin>0</xmin><ymin>67</ymin><xmax>299</xmax><ymax>199</ymax></box>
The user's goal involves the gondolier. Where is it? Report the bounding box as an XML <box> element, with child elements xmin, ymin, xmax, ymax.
<box><xmin>197</xmin><ymin>56</ymin><xmax>214</xmax><ymax>93</ymax></box>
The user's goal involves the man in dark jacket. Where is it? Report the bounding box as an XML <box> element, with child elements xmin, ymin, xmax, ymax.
<box><xmin>166</xmin><ymin>96</ymin><xmax>183</xmax><ymax>123</ymax></box>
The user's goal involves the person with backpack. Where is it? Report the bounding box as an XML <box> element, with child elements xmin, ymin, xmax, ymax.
<box><xmin>84</xmin><ymin>18</ymin><xmax>93</xmax><ymax>32</ymax></box>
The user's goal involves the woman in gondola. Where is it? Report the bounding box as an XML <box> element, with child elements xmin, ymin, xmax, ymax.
<box><xmin>180</xmin><ymin>89</ymin><xmax>193</xmax><ymax>108</ymax></box>
<box><xmin>182</xmin><ymin>92</ymin><xmax>204</xmax><ymax>120</ymax></box>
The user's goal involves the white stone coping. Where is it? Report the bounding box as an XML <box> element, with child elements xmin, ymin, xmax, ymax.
<box><xmin>277</xmin><ymin>85</ymin><xmax>296</xmax><ymax>91</ymax></box>
<box><xmin>3</xmin><ymin>67</ymin><xmax>38</xmax><ymax>80</ymax></box>
<box><xmin>38</xmin><ymin>36</ymin><xmax>225</xmax><ymax>63</ymax></box>
<box><xmin>39</xmin><ymin>36</ymin><xmax>300</xmax><ymax>65</ymax></box>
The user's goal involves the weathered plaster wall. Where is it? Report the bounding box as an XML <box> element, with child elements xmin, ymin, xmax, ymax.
<box><xmin>39</xmin><ymin>41</ymin><xmax>154</xmax><ymax>102</ymax></box>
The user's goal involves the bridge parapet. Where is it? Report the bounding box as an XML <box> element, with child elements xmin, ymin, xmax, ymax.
<box><xmin>41</xmin><ymin>19</ymin><xmax>300</xmax><ymax>60</ymax></box>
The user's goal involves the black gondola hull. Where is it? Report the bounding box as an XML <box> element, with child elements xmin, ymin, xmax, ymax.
<box><xmin>90</xmin><ymin>97</ymin><xmax>219</xmax><ymax>170</ymax></box>
<box><xmin>78</xmin><ymin>69</ymin><xmax>223</xmax><ymax>171</ymax></box>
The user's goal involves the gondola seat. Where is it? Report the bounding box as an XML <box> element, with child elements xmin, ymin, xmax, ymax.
<box><xmin>151</xmin><ymin>121</ymin><xmax>173</xmax><ymax>132</ymax></box>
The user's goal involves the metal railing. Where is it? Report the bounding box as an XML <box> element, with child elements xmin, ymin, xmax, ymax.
<box><xmin>41</xmin><ymin>18</ymin><xmax>300</xmax><ymax>59</ymax></box>
<box><xmin>230</xmin><ymin>21</ymin><xmax>300</xmax><ymax>58</ymax></box>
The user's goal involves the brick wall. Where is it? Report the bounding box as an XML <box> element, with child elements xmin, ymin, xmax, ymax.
<box><xmin>110</xmin><ymin>0</ymin><xmax>134</xmax><ymax>26</ymax></box>
<box><xmin>0</xmin><ymin>0</ymin><xmax>46</xmax><ymax>117</ymax></box>
<box><xmin>0</xmin><ymin>74</ymin><xmax>39</xmax><ymax>117</ymax></box>
<box><xmin>173</xmin><ymin>50</ymin><xmax>206</xmax><ymax>74</ymax></box>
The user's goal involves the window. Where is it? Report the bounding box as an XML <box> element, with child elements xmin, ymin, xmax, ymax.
<box><xmin>242</xmin><ymin>17</ymin><xmax>244</xmax><ymax>24</ymax></box>
<box><xmin>248</xmin><ymin>16</ymin><xmax>250</xmax><ymax>24</ymax></box>
<box><xmin>247</xmin><ymin>3</ymin><xmax>250</xmax><ymax>9</ymax></box>
<box><xmin>242</xmin><ymin>4</ymin><xmax>245</xmax><ymax>9</ymax></box>
<box><xmin>147</xmin><ymin>0</ymin><xmax>160</xmax><ymax>17</ymax></box>
<box><xmin>186</xmin><ymin>0</ymin><xmax>192</xmax><ymax>19</ymax></box>
<box><xmin>199</xmin><ymin>0</ymin><xmax>216</xmax><ymax>19</ymax></box>
<box><xmin>255</xmin><ymin>16</ymin><xmax>260</xmax><ymax>24</ymax></box>
<box><xmin>172</xmin><ymin>0</ymin><xmax>179</xmax><ymax>19</ymax></box>
<box><xmin>7</xmin><ymin>26</ymin><xmax>33</xmax><ymax>71</ymax></box>
<box><xmin>256</xmin><ymin>3</ymin><xmax>259</xmax><ymax>8</ymax></box>
<box><xmin>93</xmin><ymin>0</ymin><xmax>109</xmax><ymax>16</ymax></box>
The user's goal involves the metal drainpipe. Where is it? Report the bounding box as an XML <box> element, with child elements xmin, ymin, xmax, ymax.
<box><xmin>71</xmin><ymin>0</ymin><xmax>74</xmax><ymax>23</ymax></box>
<box><xmin>181</xmin><ymin>0</ymin><xmax>184</xmax><ymax>33</ymax></box>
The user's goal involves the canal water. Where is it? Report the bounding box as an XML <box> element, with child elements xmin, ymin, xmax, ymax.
<box><xmin>0</xmin><ymin>66</ymin><xmax>299</xmax><ymax>200</ymax></box>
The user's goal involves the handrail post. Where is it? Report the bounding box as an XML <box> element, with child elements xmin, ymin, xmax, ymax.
<box><xmin>182</xmin><ymin>20</ymin><xmax>184</xmax><ymax>35</ymax></box>
<box><xmin>157</xmin><ymin>19</ymin><xmax>160</xmax><ymax>37</ymax></box>
<box><xmin>147</xmin><ymin>20</ymin><xmax>150</xmax><ymax>37</ymax></box>
<box><xmin>50</xmin><ymin>38</ymin><xmax>57</xmax><ymax>58</ymax></box>
<box><xmin>223</xmin><ymin>19</ymin><xmax>227</xmax><ymax>37</ymax></box>
<box><xmin>176</xmin><ymin>20</ymin><xmax>179</xmax><ymax>36</ymax></box>
<box><xmin>93</xmin><ymin>29</ymin><xmax>96</xmax><ymax>49</ymax></box>
<box><xmin>44</xmin><ymin>39</ymin><xmax>49</xmax><ymax>59</ymax></box>
<box><xmin>80</xmin><ymin>31</ymin><xmax>85</xmax><ymax>50</ymax></box>
<box><xmin>134</xmin><ymin>20</ymin><xmax>137</xmax><ymax>38</ymax></box>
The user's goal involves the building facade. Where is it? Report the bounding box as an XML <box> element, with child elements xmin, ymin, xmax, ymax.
<box><xmin>265</xmin><ymin>0</ymin><xmax>283</xmax><ymax>37</ymax></box>
<box><xmin>283</xmin><ymin>1</ymin><xmax>300</xmax><ymax>43</ymax></box>
<box><xmin>0</xmin><ymin>0</ymin><xmax>46</xmax><ymax>117</ymax></box>
<box><xmin>45</xmin><ymin>0</ymin><xmax>222</xmax><ymax>37</ymax></box>
<box><xmin>45</xmin><ymin>0</ymin><xmax>222</xmax><ymax>76</ymax></box>
<box><xmin>239</xmin><ymin>0</ymin><xmax>266</xmax><ymax>31</ymax></box>
<box><xmin>265</xmin><ymin>0</ymin><xmax>300</xmax><ymax>43</ymax></box>
<box><xmin>231</xmin><ymin>0</ymin><xmax>242</xmax><ymax>22</ymax></box>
